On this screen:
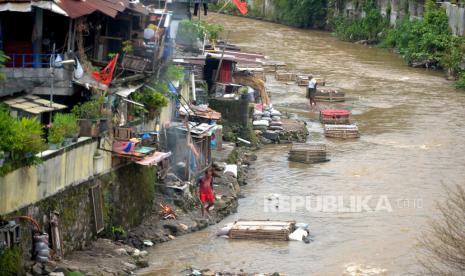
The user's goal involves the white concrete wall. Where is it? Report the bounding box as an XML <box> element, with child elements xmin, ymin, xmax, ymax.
<box><xmin>0</xmin><ymin>138</ymin><xmax>112</xmax><ymax>215</ymax></box>
<box><xmin>443</xmin><ymin>2</ymin><xmax>465</xmax><ymax>36</ymax></box>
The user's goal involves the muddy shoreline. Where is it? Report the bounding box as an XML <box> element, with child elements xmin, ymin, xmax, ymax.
<box><xmin>40</xmin><ymin>119</ymin><xmax>308</xmax><ymax>276</ymax></box>
<box><xmin>45</xmin><ymin>147</ymin><xmax>255</xmax><ymax>275</ymax></box>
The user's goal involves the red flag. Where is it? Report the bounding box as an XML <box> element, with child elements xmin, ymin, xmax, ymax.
<box><xmin>92</xmin><ymin>54</ymin><xmax>118</xmax><ymax>85</ymax></box>
<box><xmin>233</xmin><ymin>0</ymin><xmax>248</xmax><ymax>15</ymax></box>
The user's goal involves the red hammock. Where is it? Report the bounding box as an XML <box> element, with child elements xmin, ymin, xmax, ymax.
<box><xmin>92</xmin><ymin>54</ymin><xmax>118</xmax><ymax>86</ymax></box>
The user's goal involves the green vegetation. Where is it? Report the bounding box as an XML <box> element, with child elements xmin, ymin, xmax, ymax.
<box><xmin>122</xmin><ymin>40</ymin><xmax>134</xmax><ymax>54</ymax></box>
<box><xmin>271</xmin><ymin>0</ymin><xmax>328</xmax><ymax>28</ymax></box>
<box><xmin>331</xmin><ymin>0</ymin><xmax>387</xmax><ymax>43</ymax></box>
<box><xmin>0</xmin><ymin>247</ymin><xmax>24</xmax><ymax>275</ymax></box>
<box><xmin>0</xmin><ymin>106</ymin><xmax>46</xmax><ymax>175</ymax></box>
<box><xmin>164</xmin><ymin>64</ymin><xmax>185</xmax><ymax>82</ymax></box>
<box><xmin>0</xmin><ymin>51</ymin><xmax>9</xmax><ymax>81</ymax></box>
<box><xmin>176</xmin><ymin>19</ymin><xmax>224</xmax><ymax>46</ymax></box>
<box><xmin>132</xmin><ymin>82</ymin><xmax>169</xmax><ymax>117</ymax></box>
<box><xmin>111</xmin><ymin>225</ymin><xmax>127</xmax><ymax>240</ymax></box>
<box><xmin>72</xmin><ymin>96</ymin><xmax>106</xmax><ymax>119</ymax></box>
<box><xmin>332</xmin><ymin>0</ymin><xmax>465</xmax><ymax>88</ymax></box>
<box><xmin>48</xmin><ymin>126</ymin><xmax>65</xmax><ymax>145</ymax></box>
<box><xmin>211</xmin><ymin>0</ymin><xmax>327</xmax><ymax>28</ymax></box>
<box><xmin>53</xmin><ymin>113</ymin><xmax>79</xmax><ymax>138</ymax></box>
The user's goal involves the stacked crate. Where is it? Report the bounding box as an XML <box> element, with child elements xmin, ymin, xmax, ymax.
<box><xmin>289</xmin><ymin>142</ymin><xmax>328</xmax><ymax>164</ymax></box>
<box><xmin>229</xmin><ymin>220</ymin><xmax>296</xmax><ymax>241</ymax></box>
<box><xmin>320</xmin><ymin>109</ymin><xmax>360</xmax><ymax>139</ymax></box>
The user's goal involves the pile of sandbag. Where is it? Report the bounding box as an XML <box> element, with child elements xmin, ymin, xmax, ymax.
<box><xmin>253</xmin><ymin>105</ymin><xmax>285</xmax><ymax>143</ymax></box>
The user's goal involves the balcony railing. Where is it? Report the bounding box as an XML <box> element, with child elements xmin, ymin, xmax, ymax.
<box><xmin>4</xmin><ymin>53</ymin><xmax>54</xmax><ymax>68</ymax></box>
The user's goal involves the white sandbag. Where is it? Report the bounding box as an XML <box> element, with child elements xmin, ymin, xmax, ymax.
<box><xmin>289</xmin><ymin>228</ymin><xmax>308</xmax><ymax>241</ymax></box>
<box><xmin>272</xmin><ymin>116</ymin><xmax>281</xmax><ymax>121</ymax></box>
<box><xmin>253</xmin><ymin>120</ymin><xmax>269</xmax><ymax>127</ymax></box>
<box><xmin>224</xmin><ymin>164</ymin><xmax>237</xmax><ymax>177</ymax></box>
<box><xmin>270</xmin><ymin>109</ymin><xmax>282</xmax><ymax>116</ymax></box>
<box><xmin>217</xmin><ymin>223</ymin><xmax>233</xmax><ymax>236</ymax></box>
<box><xmin>270</xmin><ymin>121</ymin><xmax>283</xmax><ymax>126</ymax></box>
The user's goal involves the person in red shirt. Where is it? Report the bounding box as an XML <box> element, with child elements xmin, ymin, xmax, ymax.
<box><xmin>198</xmin><ymin>168</ymin><xmax>215</xmax><ymax>217</ymax></box>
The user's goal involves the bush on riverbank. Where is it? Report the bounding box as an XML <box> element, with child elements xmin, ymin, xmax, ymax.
<box><xmin>333</xmin><ymin>0</ymin><xmax>465</xmax><ymax>88</ymax></box>
<box><xmin>331</xmin><ymin>0</ymin><xmax>388</xmax><ymax>43</ymax></box>
<box><xmin>210</xmin><ymin>0</ymin><xmax>327</xmax><ymax>28</ymax></box>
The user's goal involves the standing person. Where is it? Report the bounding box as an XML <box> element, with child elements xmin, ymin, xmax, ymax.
<box><xmin>198</xmin><ymin>167</ymin><xmax>215</xmax><ymax>217</ymax></box>
<box><xmin>307</xmin><ymin>76</ymin><xmax>317</xmax><ymax>107</ymax></box>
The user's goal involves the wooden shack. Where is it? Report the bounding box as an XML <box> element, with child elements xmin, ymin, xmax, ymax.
<box><xmin>315</xmin><ymin>87</ymin><xmax>345</xmax><ymax>102</ymax></box>
<box><xmin>289</xmin><ymin>143</ymin><xmax>328</xmax><ymax>164</ymax></box>
<box><xmin>324</xmin><ymin>124</ymin><xmax>360</xmax><ymax>139</ymax></box>
<box><xmin>229</xmin><ymin>220</ymin><xmax>296</xmax><ymax>241</ymax></box>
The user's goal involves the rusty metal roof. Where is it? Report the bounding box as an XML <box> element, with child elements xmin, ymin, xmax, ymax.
<box><xmin>0</xmin><ymin>0</ymin><xmax>148</xmax><ymax>18</ymax></box>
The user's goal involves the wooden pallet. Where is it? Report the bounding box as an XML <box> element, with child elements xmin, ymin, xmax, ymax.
<box><xmin>320</xmin><ymin>117</ymin><xmax>351</xmax><ymax>125</ymax></box>
<box><xmin>289</xmin><ymin>143</ymin><xmax>328</xmax><ymax>164</ymax></box>
<box><xmin>275</xmin><ymin>72</ymin><xmax>297</xmax><ymax>81</ymax></box>
<box><xmin>315</xmin><ymin>87</ymin><xmax>345</xmax><ymax>102</ymax></box>
<box><xmin>324</xmin><ymin>124</ymin><xmax>360</xmax><ymax>139</ymax></box>
<box><xmin>229</xmin><ymin>220</ymin><xmax>295</xmax><ymax>241</ymax></box>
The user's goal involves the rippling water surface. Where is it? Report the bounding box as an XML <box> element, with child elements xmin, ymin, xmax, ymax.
<box><xmin>140</xmin><ymin>14</ymin><xmax>465</xmax><ymax>276</ymax></box>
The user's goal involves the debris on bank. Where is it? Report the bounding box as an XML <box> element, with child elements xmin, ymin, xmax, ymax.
<box><xmin>187</xmin><ymin>268</ymin><xmax>286</xmax><ymax>276</ymax></box>
<box><xmin>217</xmin><ymin>219</ymin><xmax>311</xmax><ymax>243</ymax></box>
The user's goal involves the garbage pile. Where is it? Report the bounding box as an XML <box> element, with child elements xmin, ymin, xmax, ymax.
<box><xmin>253</xmin><ymin>105</ymin><xmax>284</xmax><ymax>143</ymax></box>
<box><xmin>159</xmin><ymin>203</ymin><xmax>177</xmax><ymax>220</ymax></box>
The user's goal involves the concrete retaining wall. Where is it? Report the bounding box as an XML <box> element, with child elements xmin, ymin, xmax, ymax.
<box><xmin>0</xmin><ymin>138</ymin><xmax>112</xmax><ymax>215</ymax></box>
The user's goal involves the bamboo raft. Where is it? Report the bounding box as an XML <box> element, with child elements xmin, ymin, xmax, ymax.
<box><xmin>315</xmin><ymin>87</ymin><xmax>345</xmax><ymax>102</ymax></box>
<box><xmin>289</xmin><ymin>143</ymin><xmax>328</xmax><ymax>164</ymax></box>
<box><xmin>229</xmin><ymin>220</ymin><xmax>296</xmax><ymax>241</ymax></box>
<box><xmin>324</xmin><ymin>124</ymin><xmax>360</xmax><ymax>139</ymax></box>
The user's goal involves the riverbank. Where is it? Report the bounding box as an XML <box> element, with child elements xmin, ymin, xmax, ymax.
<box><xmin>37</xmin><ymin>146</ymin><xmax>255</xmax><ymax>275</ymax></box>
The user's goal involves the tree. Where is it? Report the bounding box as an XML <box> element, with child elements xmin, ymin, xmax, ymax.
<box><xmin>419</xmin><ymin>184</ymin><xmax>465</xmax><ymax>275</ymax></box>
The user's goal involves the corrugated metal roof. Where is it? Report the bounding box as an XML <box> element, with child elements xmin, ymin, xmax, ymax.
<box><xmin>3</xmin><ymin>95</ymin><xmax>67</xmax><ymax>114</ymax></box>
<box><xmin>0</xmin><ymin>0</ymin><xmax>148</xmax><ymax>18</ymax></box>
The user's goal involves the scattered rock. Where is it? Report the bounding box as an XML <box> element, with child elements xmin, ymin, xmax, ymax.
<box><xmin>121</xmin><ymin>261</ymin><xmax>137</xmax><ymax>271</ymax></box>
<box><xmin>43</xmin><ymin>262</ymin><xmax>56</xmax><ymax>274</ymax></box>
<box><xmin>49</xmin><ymin>273</ymin><xmax>65</xmax><ymax>276</ymax></box>
<box><xmin>168</xmin><ymin>234</ymin><xmax>176</xmax><ymax>240</ymax></box>
<box><xmin>139</xmin><ymin>250</ymin><xmax>148</xmax><ymax>257</ymax></box>
<box><xmin>179</xmin><ymin>223</ymin><xmax>189</xmax><ymax>231</ymax></box>
<box><xmin>143</xmin><ymin>240</ymin><xmax>154</xmax><ymax>247</ymax></box>
<box><xmin>132</xmin><ymin>249</ymin><xmax>140</xmax><ymax>257</ymax></box>
<box><xmin>136</xmin><ymin>259</ymin><xmax>149</xmax><ymax>268</ymax></box>
<box><xmin>114</xmin><ymin>248</ymin><xmax>128</xmax><ymax>256</ymax></box>
<box><xmin>31</xmin><ymin>263</ymin><xmax>43</xmax><ymax>276</ymax></box>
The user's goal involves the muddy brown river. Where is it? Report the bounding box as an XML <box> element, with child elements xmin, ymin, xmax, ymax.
<box><xmin>140</xmin><ymin>14</ymin><xmax>465</xmax><ymax>275</ymax></box>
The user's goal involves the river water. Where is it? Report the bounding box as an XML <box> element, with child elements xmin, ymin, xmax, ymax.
<box><xmin>141</xmin><ymin>14</ymin><xmax>465</xmax><ymax>275</ymax></box>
